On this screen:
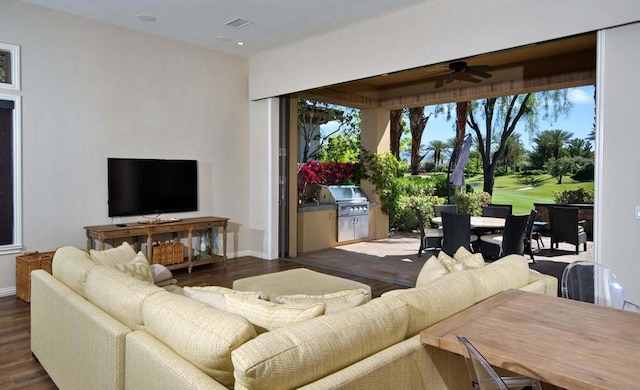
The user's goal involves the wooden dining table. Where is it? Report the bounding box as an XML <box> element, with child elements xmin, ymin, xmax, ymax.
<box><xmin>430</xmin><ymin>216</ymin><xmax>506</xmax><ymax>229</ymax></box>
<box><xmin>420</xmin><ymin>289</ymin><xmax>640</xmax><ymax>390</ymax></box>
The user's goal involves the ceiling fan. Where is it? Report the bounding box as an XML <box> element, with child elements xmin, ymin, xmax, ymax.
<box><xmin>435</xmin><ymin>61</ymin><xmax>492</xmax><ymax>88</ymax></box>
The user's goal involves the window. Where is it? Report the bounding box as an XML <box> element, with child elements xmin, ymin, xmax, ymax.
<box><xmin>0</xmin><ymin>42</ymin><xmax>20</xmax><ymax>90</ymax></box>
<box><xmin>0</xmin><ymin>95</ymin><xmax>21</xmax><ymax>253</ymax></box>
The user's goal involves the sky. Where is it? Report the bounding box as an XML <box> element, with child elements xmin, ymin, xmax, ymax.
<box><xmin>415</xmin><ymin>85</ymin><xmax>596</xmax><ymax>151</ymax></box>
<box><xmin>319</xmin><ymin>85</ymin><xmax>595</xmax><ymax>154</ymax></box>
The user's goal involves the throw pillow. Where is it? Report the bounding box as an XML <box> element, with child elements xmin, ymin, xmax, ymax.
<box><xmin>114</xmin><ymin>251</ymin><xmax>153</xmax><ymax>283</ymax></box>
<box><xmin>273</xmin><ymin>288</ymin><xmax>370</xmax><ymax>314</ymax></box>
<box><xmin>184</xmin><ymin>286</ymin><xmax>264</xmax><ymax>311</ymax></box>
<box><xmin>438</xmin><ymin>250</ymin><xmax>465</xmax><ymax>272</ymax></box>
<box><xmin>90</xmin><ymin>241</ymin><xmax>137</xmax><ymax>268</ymax></box>
<box><xmin>415</xmin><ymin>255</ymin><xmax>449</xmax><ymax>287</ymax></box>
<box><xmin>224</xmin><ymin>294</ymin><xmax>325</xmax><ymax>333</ymax></box>
<box><xmin>150</xmin><ymin>263</ymin><xmax>173</xmax><ymax>283</ymax></box>
<box><xmin>453</xmin><ymin>247</ymin><xmax>485</xmax><ymax>269</ymax></box>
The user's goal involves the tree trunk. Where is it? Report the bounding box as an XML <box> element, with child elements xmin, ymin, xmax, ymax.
<box><xmin>409</xmin><ymin>108</ymin><xmax>429</xmax><ymax>175</ymax></box>
<box><xmin>455</xmin><ymin>101</ymin><xmax>469</xmax><ymax>143</ymax></box>
<box><xmin>390</xmin><ymin>109</ymin><xmax>403</xmax><ymax>160</ymax></box>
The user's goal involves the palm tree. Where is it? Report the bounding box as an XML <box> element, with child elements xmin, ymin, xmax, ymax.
<box><xmin>408</xmin><ymin>107</ymin><xmax>431</xmax><ymax>175</ymax></box>
<box><xmin>426</xmin><ymin>140</ymin><xmax>447</xmax><ymax>171</ymax></box>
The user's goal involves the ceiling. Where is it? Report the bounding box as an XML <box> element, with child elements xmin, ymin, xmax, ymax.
<box><xmin>298</xmin><ymin>33</ymin><xmax>597</xmax><ymax>109</ymax></box>
<box><xmin>20</xmin><ymin>0</ymin><xmax>430</xmax><ymax>58</ymax></box>
<box><xmin>20</xmin><ymin>1</ymin><xmax>597</xmax><ymax>106</ymax></box>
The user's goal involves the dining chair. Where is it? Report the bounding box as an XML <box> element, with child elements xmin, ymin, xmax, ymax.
<box><xmin>523</xmin><ymin>210</ymin><xmax>537</xmax><ymax>262</ymax></box>
<box><xmin>441</xmin><ymin>212</ymin><xmax>478</xmax><ymax>257</ymax></box>
<box><xmin>561</xmin><ymin>261</ymin><xmax>627</xmax><ymax>309</ymax></box>
<box><xmin>416</xmin><ymin>208</ymin><xmax>443</xmax><ymax>257</ymax></box>
<box><xmin>549</xmin><ymin>207</ymin><xmax>587</xmax><ymax>254</ymax></box>
<box><xmin>479</xmin><ymin>213</ymin><xmax>530</xmax><ymax>260</ymax></box>
<box><xmin>434</xmin><ymin>204</ymin><xmax>459</xmax><ymax>217</ymax></box>
<box><xmin>457</xmin><ymin>336</ymin><xmax>542</xmax><ymax>390</ymax></box>
<box><xmin>481</xmin><ymin>204</ymin><xmax>512</xmax><ymax>218</ymax></box>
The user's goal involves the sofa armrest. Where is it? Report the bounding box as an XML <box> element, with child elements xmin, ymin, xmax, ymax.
<box><xmin>126</xmin><ymin>331</ymin><xmax>227</xmax><ymax>390</ymax></box>
<box><xmin>31</xmin><ymin>270</ymin><xmax>131</xmax><ymax>390</ymax></box>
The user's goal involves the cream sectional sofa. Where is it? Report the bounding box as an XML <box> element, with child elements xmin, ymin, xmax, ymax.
<box><xmin>30</xmin><ymin>246</ymin><xmax>557</xmax><ymax>390</ymax></box>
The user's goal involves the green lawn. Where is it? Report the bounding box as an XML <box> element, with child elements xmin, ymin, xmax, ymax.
<box><xmin>466</xmin><ymin>173</ymin><xmax>594</xmax><ymax>215</ymax></box>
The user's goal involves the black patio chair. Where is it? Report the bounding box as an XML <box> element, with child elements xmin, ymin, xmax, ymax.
<box><xmin>441</xmin><ymin>212</ymin><xmax>478</xmax><ymax>257</ymax></box>
<box><xmin>523</xmin><ymin>209</ymin><xmax>538</xmax><ymax>262</ymax></box>
<box><xmin>479</xmin><ymin>213</ymin><xmax>530</xmax><ymax>260</ymax></box>
<box><xmin>416</xmin><ymin>208</ymin><xmax>442</xmax><ymax>257</ymax></box>
<box><xmin>481</xmin><ymin>204</ymin><xmax>512</xmax><ymax>218</ymax></box>
<box><xmin>549</xmin><ymin>207</ymin><xmax>587</xmax><ymax>254</ymax></box>
<box><xmin>432</xmin><ymin>204</ymin><xmax>459</xmax><ymax>228</ymax></box>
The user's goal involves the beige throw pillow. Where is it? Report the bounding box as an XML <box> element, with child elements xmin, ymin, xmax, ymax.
<box><xmin>224</xmin><ymin>294</ymin><xmax>325</xmax><ymax>333</ymax></box>
<box><xmin>438</xmin><ymin>250</ymin><xmax>465</xmax><ymax>272</ymax></box>
<box><xmin>273</xmin><ymin>288</ymin><xmax>370</xmax><ymax>314</ymax></box>
<box><xmin>453</xmin><ymin>247</ymin><xmax>486</xmax><ymax>269</ymax></box>
<box><xmin>90</xmin><ymin>241</ymin><xmax>137</xmax><ymax>268</ymax></box>
<box><xmin>150</xmin><ymin>263</ymin><xmax>173</xmax><ymax>283</ymax></box>
<box><xmin>114</xmin><ymin>251</ymin><xmax>153</xmax><ymax>283</ymax></box>
<box><xmin>415</xmin><ymin>255</ymin><xmax>449</xmax><ymax>287</ymax></box>
<box><xmin>184</xmin><ymin>286</ymin><xmax>264</xmax><ymax>311</ymax></box>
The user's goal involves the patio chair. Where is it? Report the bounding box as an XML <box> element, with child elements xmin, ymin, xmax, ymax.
<box><xmin>416</xmin><ymin>208</ymin><xmax>443</xmax><ymax>257</ymax></box>
<box><xmin>561</xmin><ymin>261</ymin><xmax>627</xmax><ymax>309</ymax></box>
<box><xmin>549</xmin><ymin>207</ymin><xmax>587</xmax><ymax>255</ymax></box>
<box><xmin>523</xmin><ymin>210</ymin><xmax>537</xmax><ymax>262</ymax></box>
<box><xmin>457</xmin><ymin>336</ymin><xmax>542</xmax><ymax>390</ymax></box>
<box><xmin>441</xmin><ymin>212</ymin><xmax>478</xmax><ymax>257</ymax></box>
<box><xmin>479</xmin><ymin>213</ymin><xmax>530</xmax><ymax>260</ymax></box>
<box><xmin>481</xmin><ymin>204</ymin><xmax>512</xmax><ymax>218</ymax></box>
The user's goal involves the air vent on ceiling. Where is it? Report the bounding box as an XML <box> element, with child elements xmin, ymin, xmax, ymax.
<box><xmin>224</xmin><ymin>18</ymin><xmax>252</xmax><ymax>28</ymax></box>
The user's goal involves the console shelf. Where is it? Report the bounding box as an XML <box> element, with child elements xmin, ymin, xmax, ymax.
<box><xmin>84</xmin><ymin>216</ymin><xmax>229</xmax><ymax>272</ymax></box>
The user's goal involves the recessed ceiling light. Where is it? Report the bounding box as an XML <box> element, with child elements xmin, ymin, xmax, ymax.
<box><xmin>215</xmin><ymin>36</ymin><xmax>232</xmax><ymax>42</ymax></box>
<box><xmin>237</xmin><ymin>42</ymin><xmax>245</xmax><ymax>46</ymax></box>
<box><xmin>136</xmin><ymin>14</ymin><xmax>157</xmax><ymax>22</ymax></box>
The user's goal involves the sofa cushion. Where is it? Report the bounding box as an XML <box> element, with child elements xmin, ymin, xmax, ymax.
<box><xmin>232</xmin><ymin>296</ymin><xmax>409</xmax><ymax>390</ymax></box>
<box><xmin>383</xmin><ymin>271</ymin><xmax>476</xmax><ymax>337</ymax></box>
<box><xmin>224</xmin><ymin>294</ymin><xmax>325</xmax><ymax>333</ymax></box>
<box><xmin>273</xmin><ymin>288</ymin><xmax>370</xmax><ymax>314</ymax></box>
<box><xmin>115</xmin><ymin>251</ymin><xmax>153</xmax><ymax>283</ymax></box>
<box><xmin>84</xmin><ymin>265</ymin><xmax>163</xmax><ymax>330</ymax></box>
<box><xmin>51</xmin><ymin>246</ymin><xmax>97</xmax><ymax>298</ymax></box>
<box><xmin>183</xmin><ymin>286</ymin><xmax>263</xmax><ymax>311</ymax></box>
<box><xmin>150</xmin><ymin>263</ymin><xmax>173</xmax><ymax>283</ymax></box>
<box><xmin>466</xmin><ymin>254</ymin><xmax>530</xmax><ymax>302</ymax></box>
<box><xmin>142</xmin><ymin>292</ymin><xmax>256</xmax><ymax>389</ymax></box>
<box><xmin>90</xmin><ymin>241</ymin><xmax>137</xmax><ymax>268</ymax></box>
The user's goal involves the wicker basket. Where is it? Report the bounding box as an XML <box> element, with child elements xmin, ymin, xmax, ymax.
<box><xmin>152</xmin><ymin>242</ymin><xmax>184</xmax><ymax>265</ymax></box>
<box><xmin>16</xmin><ymin>251</ymin><xmax>55</xmax><ymax>302</ymax></box>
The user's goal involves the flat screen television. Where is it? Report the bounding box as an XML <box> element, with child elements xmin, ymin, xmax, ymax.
<box><xmin>108</xmin><ymin>158</ymin><xmax>198</xmax><ymax>217</ymax></box>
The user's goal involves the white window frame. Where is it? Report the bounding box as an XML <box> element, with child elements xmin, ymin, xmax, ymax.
<box><xmin>0</xmin><ymin>42</ymin><xmax>20</xmax><ymax>91</ymax></box>
<box><xmin>0</xmin><ymin>94</ymin><xmax>22</xmax><ymax>254</ymax></box>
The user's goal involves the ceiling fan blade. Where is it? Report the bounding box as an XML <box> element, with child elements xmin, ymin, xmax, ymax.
<box><xmin>455</xmin><ymin>73</ymin><xmax>482</xmax><ymax>83</ymax></box>
<box><xmin>468</xmin><ymin>69</ymin><xmax>492</xmax><ymax>79</ymax></box>
<box><xmin>445</xmin><ymin>72</ymin><xmax>457</xmax><ymax>84</ymax></box>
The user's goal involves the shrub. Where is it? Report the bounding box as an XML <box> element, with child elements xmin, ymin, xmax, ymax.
<box><xmin>454</xmin><ymin>191</ymin><xmax>491</xmax><ymax>216</ymax></box>
<box><xmin>572</xmin><ymin>162</ymin><xmax>595</xmax><ymax>182</ymax></box>
<box><xmin>392</xmin><ymin>195</ymin><xmax>439</xmax><ymax>232</ymax></box>
<box><xmin>554</xmin><ymin>188</ymin><xmax>594</xmax><ymax>204</ymax></box>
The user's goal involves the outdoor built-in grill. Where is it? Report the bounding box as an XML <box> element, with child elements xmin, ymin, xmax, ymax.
<box><xmin>317</xmin><ymin>185</ymin><xmax>370</xmax><ymax>242</ymax></box>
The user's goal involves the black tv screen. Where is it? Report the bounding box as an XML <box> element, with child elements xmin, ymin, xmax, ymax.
<box><xmin>108</xmin><ymin>158</ymin><xmax>198</xmax><ymax>217</ymax></box>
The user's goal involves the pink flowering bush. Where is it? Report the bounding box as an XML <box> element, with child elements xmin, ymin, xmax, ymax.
<box><xmin>298</xmin><ymin>161</ymin><xmax>363</xmax><ymax>203</ymax></box>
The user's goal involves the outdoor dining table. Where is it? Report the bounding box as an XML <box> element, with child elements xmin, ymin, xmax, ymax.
<box><xmin>430</xmin><ymin>216</ymin><xmax>506</xmax><ymax>230</ymax></box>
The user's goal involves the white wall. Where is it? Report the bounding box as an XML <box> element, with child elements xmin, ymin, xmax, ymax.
<box><xmin>0</xmin><ymin>0</ymin><xmax>250</xmax><ymax>293</ymax></box>
<box><xmin>596</xmin><ymin>23</ymin><xmax>640</xmax><ymax>304</ymax></box>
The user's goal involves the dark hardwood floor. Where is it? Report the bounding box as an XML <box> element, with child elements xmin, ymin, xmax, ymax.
<box><xmin>0</xmin><ymin>257</ymin><xmax>406</xmax><ymax>389</ymax></box>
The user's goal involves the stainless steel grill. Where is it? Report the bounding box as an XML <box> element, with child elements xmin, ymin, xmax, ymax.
<box><xmin>318</xmin><ymin>185</ymin><xmax>370</xmax><ymax>242</ymax></box>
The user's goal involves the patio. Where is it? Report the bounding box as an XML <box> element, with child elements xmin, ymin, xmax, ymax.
<box><xmin>291</xmin><ymin>233</ymin><xmax>593</xmax><ymax>292</ymax></box>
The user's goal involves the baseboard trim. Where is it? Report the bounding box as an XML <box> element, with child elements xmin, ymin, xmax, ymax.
<box><xmin>0</xmin><ymin>286</ymin><xmax>16</xmax><ymax>298</ymax></box>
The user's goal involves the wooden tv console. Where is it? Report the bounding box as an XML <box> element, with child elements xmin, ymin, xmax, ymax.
<box><xmin>84</xmin><ymin>216</ymin><xmax>228</xmax><ymax>272</ymax></box>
